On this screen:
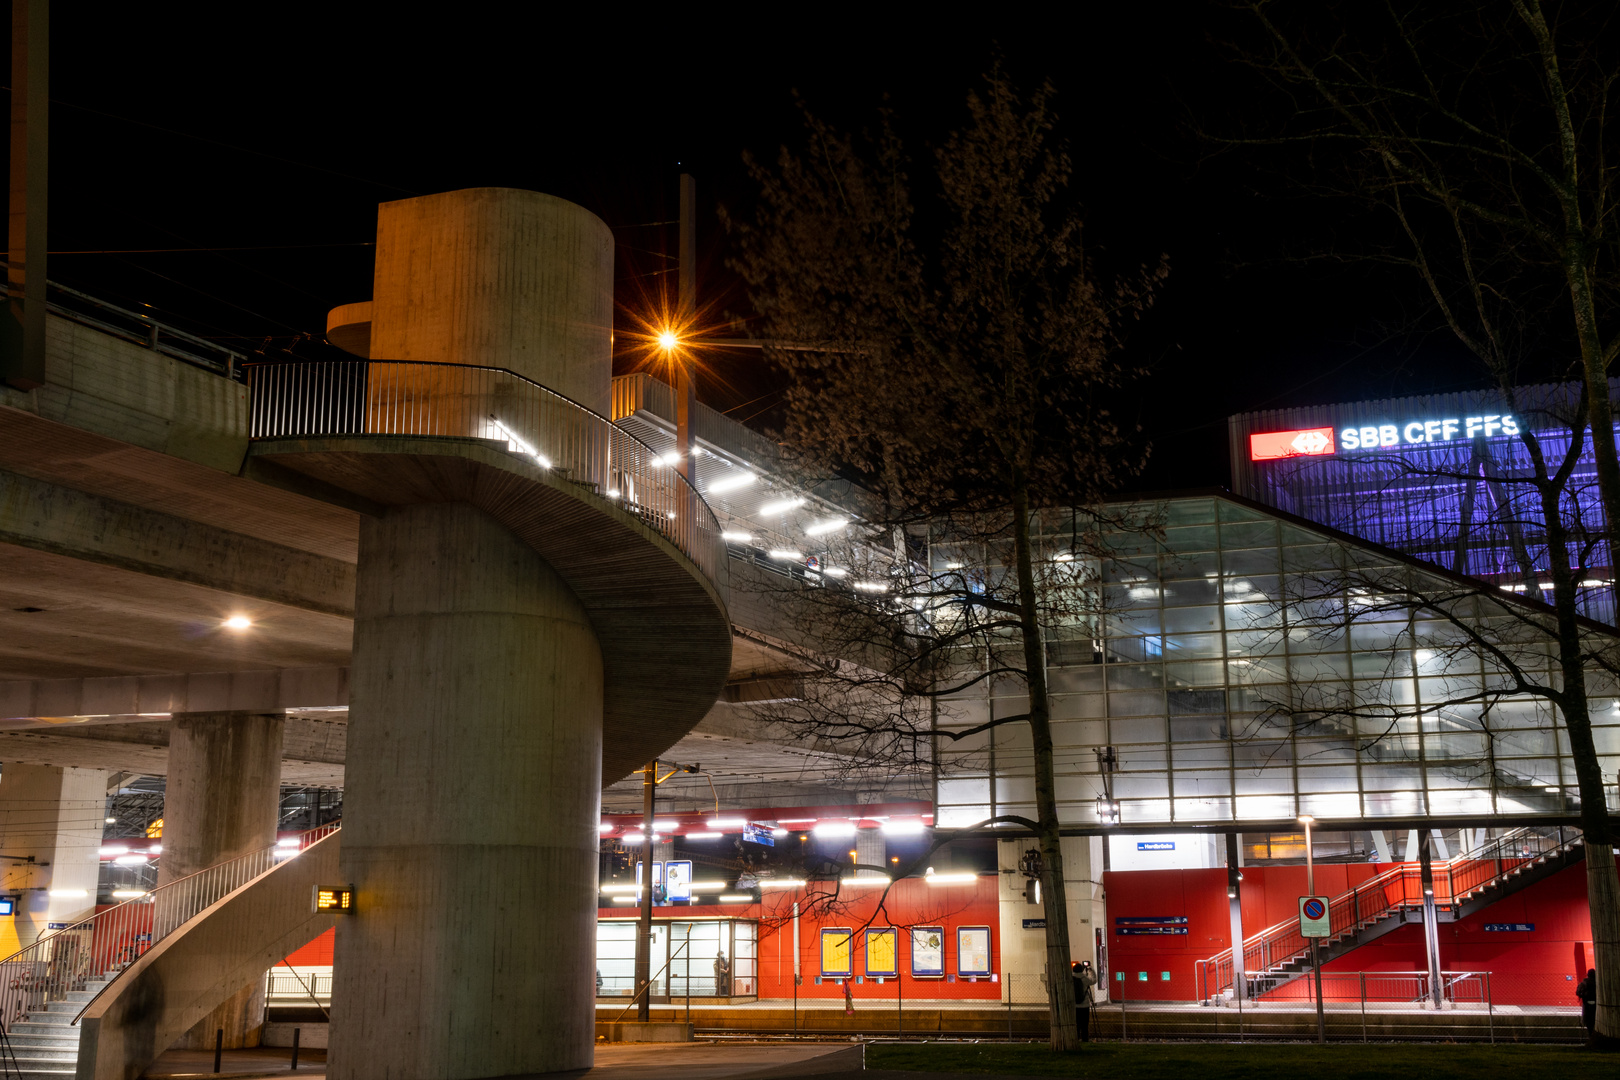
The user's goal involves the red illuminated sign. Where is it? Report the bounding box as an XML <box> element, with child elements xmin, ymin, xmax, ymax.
<box><xmin>1249</xmin><ymin>427</ymin><xmax>1336</xmax><ymax>462</ymax></box>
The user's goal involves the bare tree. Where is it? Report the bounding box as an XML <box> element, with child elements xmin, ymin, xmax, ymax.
<box><xmin>724</xmin><ymin>70</ymin><xmax>1164</xmax><ymax>1048</ymax></box>
<box><xmin>1222</xmin><ymin>1</ymin><xmax>1620</xmax><ymax>1039</ymax></box>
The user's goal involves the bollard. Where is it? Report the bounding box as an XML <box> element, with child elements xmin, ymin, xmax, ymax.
<box><xmin>214</xmin><ymin>1029</ymin><xmax>223</xmax><ymax>1074</ymax></box>
<box><xmin>291</xmin><ymin>1027</ymin><xmax>300</xmax><ymax>1070</ymax></box>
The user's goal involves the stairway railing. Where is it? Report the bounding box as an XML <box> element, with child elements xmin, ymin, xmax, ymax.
<box><xmin>1194</xmin><ymin>826</ymin><xmax>1582</xmax><ymax>1003</ymax></box>
<box><xmin>0</xmin><ymin>823</ymin><xmax>338</xmax><ymax>1033</ymax></box>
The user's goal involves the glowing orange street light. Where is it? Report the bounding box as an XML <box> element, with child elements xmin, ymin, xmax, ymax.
<box><xmin>658</xmin><ymin>330</ymin><xmax>678</xmax><ymax>351</ymax></box>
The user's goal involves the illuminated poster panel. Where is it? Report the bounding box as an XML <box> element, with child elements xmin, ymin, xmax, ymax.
<box><xmin>664</xmin><ymin>860</ymin><xmax>692</xmax><ymax>902</ymax></box>
<box><xmin>865</xmin><ymin>927</ymin><xmax>898</xmax><ymax>978</ymax></box>
<box><xmin>956</xmin><ymin>925</ymin><xmax>991</xmax><ymax>977</ymax></box>
<box><xmin>910</xmin><ymin>926</ymin><xmax>945</xmax><ymax>977</ymax></box>
<box><xmin>820</xmin><ymin>927</ymin><xmax>853</xmax><ymax>977</ymax></box>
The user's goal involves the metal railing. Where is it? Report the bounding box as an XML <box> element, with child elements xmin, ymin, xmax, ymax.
<box><xmin>1195</xmin><ymin>827</ymin><xmax>1582</xmax><ymax>1003</ymax></box>
<box><xmin>3</xmin><ymin>279</ymin><xmax>251</xmax><ymax>381</ymax></box>
<box><xmin>0</xmin><ymin>824</ymin><xmax>337</xmax><ymax>1034</ymax></box>
<box><xmin>247</xmin><ymin>360</ymin><xmax>724</xmax><ymax>585</ymax></box>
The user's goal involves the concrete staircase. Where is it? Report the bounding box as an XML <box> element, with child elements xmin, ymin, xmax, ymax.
<box><xmin>0</xmin><ymin>978</ymin><xmax>110</xmax><ymax>1080</ymax></box>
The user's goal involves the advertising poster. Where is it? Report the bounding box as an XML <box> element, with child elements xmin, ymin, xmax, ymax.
<box><xmin>865</xmin><ymin>927</ymin><xmax>898</xmax><ymax>978</ymax></box>
<box><xmin>820</xmin><ymin>927</ymin><xmax>853</xmax><ymax>977</ymax></box>
<box><xmin>910</xmin><ymin>926</ymin><xmax>945</xmax><ymax>977</ymax></box>
<box><xmin>957</xmin><ymin>925</ymin><xmax>991</xmax><ymax>977</ymax></box>
<box><xmin>664</xmin><ymin>860</ymin><xmax>692</xmax><ymax>902</ymax></box>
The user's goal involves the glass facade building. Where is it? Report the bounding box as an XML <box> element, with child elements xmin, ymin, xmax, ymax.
<box><xmin>1228</xmin><ymin>382</ymin><xmax>1618</xmax><ymax>625</ymax></box>
<box><xmin>931</xmin><ymin>493</ymin><xmax>1620</xmax><ymax>830</ymax></box>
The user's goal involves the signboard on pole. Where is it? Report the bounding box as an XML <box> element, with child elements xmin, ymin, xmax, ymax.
<box><xmin>1298</xmin><ymin>895</ymin><xmax>1330</xmax><ymax>938</ymax></box>
<box><xmin>743</xmin><ymin>821</ymin><xmax>776</xmax><ymax>847</ymax></box>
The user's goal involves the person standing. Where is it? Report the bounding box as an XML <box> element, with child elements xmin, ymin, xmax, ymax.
<box><xmin>1071</xmin><ymin>959</ymin><xmax>1097</xmax><ymax>1042</ymax></box>
<box><xmin>713</xmin><ymin>950</ymin><xmax>731</xmax><ymax>997</ymax></box>
<box><xmin>1576</xmin><ymin>968</ymin><xmax>1597</xmax><ymax>1043</ymax></box>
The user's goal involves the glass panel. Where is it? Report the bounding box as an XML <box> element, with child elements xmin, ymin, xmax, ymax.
<box><xmin>1222</xmin><ymin>546</ymin><xmax>1280</xmax><ymax>575</ymax></box>
<box><xmin>1162</xmin><ymin>525</ymin><xmax>1219</xmax><ymax>552</ymax></box>
<box><xmin>1220</xmin><ymin>521</ymin><xmax>1277</xmax><ymax>549</ymax></box>
<box><xmin>1164</xmin><ymin>632</ymin><xmax>1224</xmax><ymax>659</ymax></box>
<box><xmin>1161</xmin><ymin>577</ymin><xmax>1218</xmax><ymax>606</ymax></box>
<box><xmin>1164</xmin><ymin>606</ymin><xmax>1220</xmax><ymax>633</ymax></box>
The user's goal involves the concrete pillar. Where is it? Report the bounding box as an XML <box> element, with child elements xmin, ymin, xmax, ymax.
<box><xmin>160</xmin><ymin>710</ymin><xmax>285</xmax><ymax>1050</ymax></box>
<box><xmin>0</xmin><ymin>764</ymin><xmax>106</xmax><ymax>952</ymax></box>
<box><xmin>330</xmin><ymin>502</ymin><xmax>604</xmax><ymax>1080</ymax></box>
<box><xmin>1418</xmin><ymin>830</ymin><xmax>1444</xmax><ymax>1008</ymax></box>
<box><xmin>367</xmin><ymin>188</ymin><xmax>615</xmax><ymax>416</ymax></box>
<box><xmin>1225</xmin><ymin>834</ymin><xmax>1246</xmax><ymax>1001</ymax></box>
<box><xmin>855</xmin><ymin>827</ymin><xmax>885</xmax><ymax>878</ymax></box>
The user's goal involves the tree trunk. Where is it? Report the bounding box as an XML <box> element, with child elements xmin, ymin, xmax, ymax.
<box><xmin>1537</xmin><ymin>482</ymin><xmax>1620</xmax><ymax>1042</ymax></box>
<box><xmin>1011</xmin><ymin>472</ymin><xmax>1078</xmax><ymax>1051</ymax></box>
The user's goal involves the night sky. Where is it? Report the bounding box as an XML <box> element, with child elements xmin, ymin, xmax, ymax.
<box><xmin>27</xmin><ymin>5</ymin><xmax>1494</xmax><ymax>492</ymax></box>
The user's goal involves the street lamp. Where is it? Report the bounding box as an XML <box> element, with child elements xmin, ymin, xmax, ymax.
<box><xmin>1297</xmin><ymin>814</ymin><xmax>1325</xmax><ymax>1044</ymax></box>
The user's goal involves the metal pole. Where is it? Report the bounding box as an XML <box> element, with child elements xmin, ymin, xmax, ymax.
<box><xmin>675</xmin><ymin>173</ymin><xmax>697</xmax><ymax>484</ymax></box>
<box><xmin>792</xmin><ymin>901</ymin><xmax>800</xmax><ymax>1034</ymax></box>
<box><xmin>1486</xmin><ymin>971</ymin><xmax>1493</xmax><ymax>1045</ymax></box>
<box><xmin>290</xmin><ymin>1027</ymin><xmax>300</xmax><ymax>1071</ymax></box>
<box><xmin>1360</xmin><ymin>971</ymin><xmax>1367</xmax><ymax>1043</ymax></box>
<box><xmin>1418</xmin><ymin>831</ymin><xmax>1444</xmax><ymax>1009</ymax></box>
<box><xmin>1304</xmin><ymin>818</ymin><xmax>1325</xmax><ymax>1044</ymax></box>
<box><xmin>636</xmin><ymin>761</ymin><xmax>656</xmax><ymax>1023</ymax></box>
<box><xmin>213</xmin><ymin>1029</ymin><xmax>223</xmax><ymax>1074</ymax></box>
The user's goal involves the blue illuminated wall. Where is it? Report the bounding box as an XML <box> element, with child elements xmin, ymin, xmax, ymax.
<box><xmin>1229</xmin><ymin>382</ymin><xmax>1618</xmax><ymax>625</ymax></box>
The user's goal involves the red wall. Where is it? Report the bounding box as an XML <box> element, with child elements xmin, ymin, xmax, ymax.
<box><xmin>597</xmin><ymin>877</ymin><xmax>1003</xmax><ymax>1001</ymax></box>
<box><xmin>284</xmin><ymin>927</ymin><xmax>334</xmax><ymax>966</ymax></box>
<box><xmin>1104</xmin><ymin>861</ymin><xmax>1603</xmax><ymax>1005</ymax></box>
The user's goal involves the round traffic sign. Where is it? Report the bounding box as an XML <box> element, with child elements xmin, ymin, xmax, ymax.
<box><xmin>1303</xmin><ymin>898</ymin><xmax>1326</xmax><ymax>920</ymax></box>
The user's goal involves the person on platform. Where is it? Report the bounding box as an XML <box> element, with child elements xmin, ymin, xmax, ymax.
<box><xmin>714</xmin><ymin>950</ymin><xmax>731</xmax><ymax>997</ymax></box>
<box><xmin>1071</xmin><ymin>959</ymin><xmax>1097</xmax><ymax>1042</ymax></box>
<box><xmin>1576</xmin><ymin>968</ymin><xmax>1597</xmax><ymax>1042</ymax></box>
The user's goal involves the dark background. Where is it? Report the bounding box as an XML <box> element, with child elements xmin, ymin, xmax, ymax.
<box><xmin>19</xmin><ymin>4</ymin><xmax>1493</xmax><ymax>491</ymax></box>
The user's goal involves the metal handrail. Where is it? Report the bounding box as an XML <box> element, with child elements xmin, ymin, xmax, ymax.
<box><xmin>1195</xmin><ymin>827</ymin><xmax>1582</xmax><ymax>1002</ymax></box>
<box><xmin>66</xmin><ymin>823</ymin><xmax>340</xmax><ymax>1027</ymax></box>
<box><xmin>246</xmin><ymin>360</ymin><xmax>725</xmax><ymax>586</ymax></box>
<box><xmin>0</xmin><ymin>823</ymin><xmax>338</xmax><ymax>1034</ymax></box>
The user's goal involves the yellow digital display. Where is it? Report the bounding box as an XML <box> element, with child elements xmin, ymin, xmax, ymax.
<box><xmin>313</xmin><ymin>885</ymin><xmax>354</xmax><ymax>914</ymax></box>
<box><xmin>865</xmin><ymin>927</ymin><xmax>897</xmax><ymax>977</ymax></box>
<box><xmin>820</xmin><ymin>927</ymin><xmax>852</xmax><ymax>977</ymax></box>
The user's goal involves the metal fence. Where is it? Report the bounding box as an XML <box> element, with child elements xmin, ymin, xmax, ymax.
<box><xmin>247</xmin><ymin>360</ymin><xmax>724</xmax><ymax>585</ymax></box>
<box><xmin>0</xmin><ymin>824</ymin><xmax>338</xmax><ymax>1033</ymax></box>
<box><xmin>266</xmin><ymin>967</ymin><xmax>333</xmax><ymax>1008</ymax></box>
<box><xmin>1102</xmin><ymin>970</ymin><xmax>1585</xmax><ymax>1044</ymax></box>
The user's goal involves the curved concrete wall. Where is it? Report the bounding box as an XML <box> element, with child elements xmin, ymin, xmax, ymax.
<box><xmin>368</xmin><ymin>187</ymin><xmax>614</xmax><ymax>417</ymax></box>
<box><xmin>76</xmin><ymin>832</ymin><xmax>340</xmax><ymax>1080</ymax></box>
<box><xmin>330</xmin><ymin>502</ymin><xmax>605</xmax><ymax>1078</ymax></box>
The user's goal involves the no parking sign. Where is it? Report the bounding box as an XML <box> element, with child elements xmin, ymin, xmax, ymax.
<box><xmin>1298</xmin><ymin>895</ymin><xmax>1330</xmax><ymax>938</ymax></box>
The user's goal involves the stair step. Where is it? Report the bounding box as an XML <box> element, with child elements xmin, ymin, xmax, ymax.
<box><xmin>8</xmin><ymin>1024</ymin><xmax>80</xmax><ymax>1039</ymax></box>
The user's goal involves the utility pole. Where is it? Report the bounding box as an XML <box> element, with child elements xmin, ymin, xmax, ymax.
<box><xmin>635</xmin><ymin>760</ymin><xmax>656</xmax><ymax>1022</ymax></box>
<box><xmin>675</xmin><ymin>174</ymin><xmax>697</xmax><ymax>482</ymax></box>
<box><xmin>4</xmin><ymin>0</ymin><xmax>49</xmax><ymax>390</ymax></box>
<box><xmin>1301</xmin><ymin>815</ymin><xmax>1325</xmax><ymax>1043</ymax></box>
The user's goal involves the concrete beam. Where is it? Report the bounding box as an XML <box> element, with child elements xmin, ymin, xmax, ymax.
<box><xmin>0</xmin><ymin>666</ymin><xmax>349</xmax><ymax>720</ymax></box>
<box><xmin>0</xmin><ymin>469</ymin><xmax>354</xmax><ymax>616</ymax></box>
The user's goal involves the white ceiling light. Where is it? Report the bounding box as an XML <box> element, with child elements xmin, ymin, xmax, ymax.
<box><xmin>758</xmin><ymin>497</ymin><xmax>806</xmax><ymax>516</ymax></box>
<box><xmin>853</xmin><ymin>581</ymin><xmax>888</xmax><ymax>593</ymax></box>
<box><xmin>113</xmin><ymin>854</ymin><xmax>148</xmax><ymax>866</ymax></box>
<box><xmin>111</xmin><ymin>889</ymin><xmax>148</xmax><ymax>900</ymax></box>
<box><xmin>759</xmin><ymin>879</ymin><xmax>808</xmax><ymax>889</ymax></box>
<box><xmin>223</xmin><ymin>615</ymin><xmax>252</xmax><ymax>631</ymax></box>
<box><xmin>768</xmin><ymin>549</ymin><xmax>804</xmax><ymax>561</ymax></box>
<box><xmin>98</xmin><ymin>845</ymin><xmax>129</xmax><ymax>857</ymax></box>
<box><xmin>924</xmin><ymin>872</ymin><xmax>979</xmax><ymax>885</ymax></box>
<box><xmin>707</xmin><ymin>472</ymin><xmax>756</xmax><ymax>494</ymax></box>
<box><xmin>718</xmin><ymin>894</ymin><xmax>753</xmax><ymax>902</ymax></box>
<box><xmin>805</xmin><ymin>518</ymin><xmax>847</xmax><ymax>536</ymax></box>
<box><xmin>812</xmin><ymin>822</ymin><xmax>857</xmax><ymax>838</ymax></box>
<box><xmin>823</xmin><ymin>567</ymin><xmax>847</xmax><ymax>578</ymax></box>
<box><xmin>721</xmin><ymin>531</ymin><xmax>755</xmax><ymax>543</ymax></box>
<box><xmin>621</xmin><ymin>834</ymin><xmax>646</xmax><ymax>844</ymax></box>
<box><xmin>686</xmin><ymin>831</ymin><xmax>723</xmax><ymax>840</ymax></box>
<box><xmin>706</xmin><ymin>818</ymin><xmax>746</xmax><ymax>828</ymax></box>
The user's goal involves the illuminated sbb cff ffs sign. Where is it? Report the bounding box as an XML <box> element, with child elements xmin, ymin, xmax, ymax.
<box><xmin>1249</xmin><ymin>427</ymin><xmax>1335</xmax><ymax>461</ymax></box>
<box><xmin>1250</xmin><ymin>415</ymin><xmax>1521</xmax><ymax>462</ymax></box>
<box><xmin>1340</xmin><ymin>415</ymin><xmax>1519</xmax><ymax>449</ymax></box>
<box><xmin>313</xmin><ymin>884</ymin><xmax>355</xmax><ymax>914</ymax></box>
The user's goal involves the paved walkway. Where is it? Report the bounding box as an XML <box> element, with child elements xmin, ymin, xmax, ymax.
<box><xmin>142</xmin><ymin>1047</ymin><xmax>326</xmax><ymax>1078</ymax></box>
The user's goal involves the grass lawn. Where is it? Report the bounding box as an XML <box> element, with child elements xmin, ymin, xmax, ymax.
<box><xmin>863</xmin><ymin>1041</ymin><xmax>1611</xmax><ymax>1078</ymax></box>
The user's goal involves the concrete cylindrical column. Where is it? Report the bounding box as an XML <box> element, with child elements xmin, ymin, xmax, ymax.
<box><xmin>330</xmin><ymin>502</ymin><xmax>604</xmax><ymax>1080</ymax></box>
<box><xmin>368</xmin><ymin>188</ymin><xmax>615</xmax><ymax>416</ymax></box>
<box><xmin>0</xmin><ymin>764</ymin><xmax>107</xmax><ymax>951</ymax></box>
<box><xmin>160</xmin><ymin>710</ymin><xmax>285</xmax><ymax>1049</ymax></box>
